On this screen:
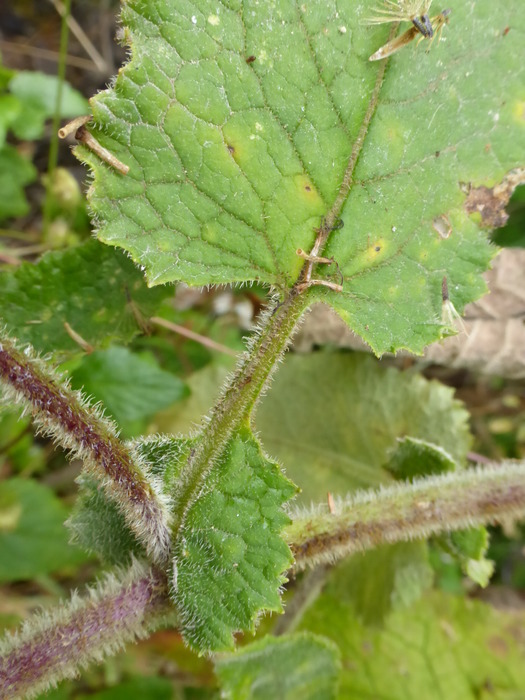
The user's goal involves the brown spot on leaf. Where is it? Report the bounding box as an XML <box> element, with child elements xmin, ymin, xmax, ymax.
<box><xmin>227</xmin><ymin>144</ymin><xmax>235</xmax><ymax>154</ymax></box>
<box><xmin>305</xmin><ymin>185</ymin><xmax>311</xmax><ymax>191</ymax></box>
<box><xmin>246</xmin><ymin>55</ymin><xmax>256</xmax><ymax>63</ymax></box>
<box><xmin>463</xmin><ymin>167</ymin><xmax>525</xmax><ymax>229</ymax></box>
<box><xmin>503</xmin><ymin>26</ymin><xmax>510</xmax><ymax>36</ymax></box>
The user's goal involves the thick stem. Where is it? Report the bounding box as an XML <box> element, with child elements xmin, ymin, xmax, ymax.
<box><xmin>0</xmin><ymin>333</ymin><xmax>171</xmax><ymax>563</ymax></box>
<box><xmin>170</xmin><ymin>290</ymin><xmax>309</xmax><ymax>534</ymax></box>
<box><xmin>3</xmin><ymin>462</ymin><xmax>525</xmax><ymax>697</ymax></box>
<box><xmin>0</xmin><ymin>562</ymin><xmax>171</xmax><ymax>700</ymax></box>
<box><xmin>286</xmin><ymin>461</ymin><xmax>525</xmax><ymax>571</ymax></box>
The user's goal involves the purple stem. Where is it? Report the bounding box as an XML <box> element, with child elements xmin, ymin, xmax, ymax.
<box><xmin>0</xmin><ymin>336</ymin><xmax>171</xmax><ymax>561</ymax></box>
<box><xmin>0</xmin><ymin>565</ymin><xmax>171</xmax><ymax>699</ymax></box>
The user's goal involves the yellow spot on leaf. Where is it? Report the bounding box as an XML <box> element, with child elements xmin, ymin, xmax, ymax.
<box><xmin>512</xmin><ymin>100</ymin><xmax>525</xmax><ymax>123</ymax></box>
<box><xmin>366</xmin><ymin>238</ymin><xmax>386</xmax><ymax>262</ymax></box>
<box><xmin>208</xmin><ymin>14</ymin><xmax>220</xmax><ymax>26</ymax></box>
<box><xmin>294</xmin><ymin>175</ymin><xmax>323</xmax><ymax>208</ymax></box>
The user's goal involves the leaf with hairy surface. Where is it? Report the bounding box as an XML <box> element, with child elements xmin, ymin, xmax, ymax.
<box><xmin>0</xmin><ymin>241</ymin><xmax>171</xmax><ymax>356</ymax></box>
<box><xmin>172</xmin><ymin>428</ymin><xmax>297</xmax><ymax>652</ymax></box>
<box><xmin>79</xmin><ymin>0</ymin><xmax>524</xmax><ymax>353</ymax></box>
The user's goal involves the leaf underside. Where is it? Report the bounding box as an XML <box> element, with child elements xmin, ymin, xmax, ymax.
<box><xmin>256</xmin><ymin>353</ymin><xmax>471</xmax><ymax>499</ymax></box>
<box><xmin>80</xmin><ymin>0</ymin><xmax>524</xmax><ymax>354</ymax></box>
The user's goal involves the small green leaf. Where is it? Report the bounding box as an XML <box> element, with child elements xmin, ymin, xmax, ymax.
<box><xmin>173</xmin><ymin>428</ymin><xmax>296</xmax><ymax>652</ymax></box>
<box><xmin>385</xmin><ymin>436</ymin><xmax>457</xmax><ymax>480</ymax></box>
<box><xmin>438</xmin><ymin>527</ymin><xmax>494</xmax><ymax>588</ymax></box>
<box><xmin>256</xmin><ymin>353</ymin><xmax>471</xmax><ymax>501</ymax></box>
<box><xmin>0</xmin><ymin>145</ymin><xmax>37</xmax><ymax>222</ymax></box>
<box><xmin>80</xmin><ymin>0</ymin><xmax>523</xmax><ymax>353</ymax></box>
<box><xmin>69</xmin><ymin>346</ymin><xmax>188</xmax><ymax>431</ymax></box>
<box><xmin>215</xmin><ymin>632</ymin><xmax>341</xmax><ymax>700</ymax></box>
<box><xmin>0</xmin><ymin>478</ymin><xmax>87</xmax><ymax>582</ymax></box>
<box><xmin>8</xmin><ymin>71</ymin><xmax>88</xmax><ymax>140</ymax></box>
<box><xmin>68</xmin><ymin>436</ymin><xmax>189</xmax><ymax>564</ymax></box>
<box><xmin>0</xmin><ymin>240</ymin><xmax>171</xmax><ymax>356</ymax></box>
<box><xmin>300</xmin><ymin>591</ymin><xmax>525</xmax><ymax>699</ymax></box>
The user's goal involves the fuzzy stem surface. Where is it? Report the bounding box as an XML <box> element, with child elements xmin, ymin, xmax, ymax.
<box><xmin>0</xmin><ymin>563</ymin><xmax>170</xmax><ymax>700</ymax></box>
<box><xmin>0</xmin><ymin>333</ymin><xmax>171</xmax><ymax>562</ymax></box>
<box><xmin>287</xmin><ymin>461</ymin><xmax>525</xmax><ymax>571</ymax></box>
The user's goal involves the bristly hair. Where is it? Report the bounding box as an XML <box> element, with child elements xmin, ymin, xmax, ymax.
<box><xmin>0</xmin><ymin>330</ymin><xmax>172</xmax><ymax>565</ymax></box>
<box><xmin>364</xmin><ymin>0</ymin><xmax>433</xmax><ymax>24</ymax></box>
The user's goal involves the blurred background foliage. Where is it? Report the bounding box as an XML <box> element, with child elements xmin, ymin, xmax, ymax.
<box><xmin>0</xmin><ymin>1</ymin><xmax>524</xmax><ymax>698</ymax></box>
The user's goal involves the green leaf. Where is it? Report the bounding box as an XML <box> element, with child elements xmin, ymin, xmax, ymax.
<box><xmin>0</xmin><ymin>240</ymin><xmax>171</xmax><ymax>356</ymax></box>
<box><xmin>0</xmin><ymin>144</ymin><xmax>37</xmax><ymax>222</ymax></box>
<box><xmin>215</xmin><ymin>632</ymin><xmax>341</xmax><ymax>700</ymax></box>
<box><xmin>300</xmin><ymin>591</ymin><xmax>525</xmax><ymax>699</ymax></box>
<box><xmin>80</xmin><ymin>0</ymin><xmax>523</xmax><ymax>353</ymax></box>
<box><xmin>172</xmin><ymin>428</ymin><xmax>296</xmax><ymax>652</ymax></box>
<box><xmin>324</xmin><ymin>541</ymin><xmax>433</xmax><ymax>626</ymax></box>
<box><xmin>256</xmin><ymin>352</ymin><xmax>471</xmax><ymax>501</ymax></box>
<box><xmin>256</xmin><ymin>352</ymin><xmax>468</xmax><ymax>622</ymax></box>
<box><xmin>8</xmin><ymin>71</ymin><xmax>88</xmax><ymax>140</ymax></box>
<box><xmin>67</xmin><ymin>475</ymin><xmax>144</xmax><ymax>565</ymax></box>
<box><xmin>68</xmin><ymin>436</ymin><xmax>188</xmax><ymax>564</ymax></box>
<box><xmin>69</xmin><ymin>346</ymin><xmax>188</xmax><ymax>432</ymax></box>
<box><xmin>385</xmin><ymin>436</ymin><xmax>457</xmax><ymax>480</ymax></box>
<box><xmin>0</xmin><ymin>478</ymin><xmax>87</xmax><ymax>582</ymax></box>
<box><xmin>438</xmin><ymin>527</ymin><xmax>495</xmax><ymax>588</ymax></box>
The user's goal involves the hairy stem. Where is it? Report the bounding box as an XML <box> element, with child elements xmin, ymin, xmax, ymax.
<box><xmin>286</xmin><ymin>461</ymin><xmax>525</xmax><ymax>571</ymax></box>
<box><xmin>3</xmin><ymin>461</ymin><xmax>525</xmax><ymax>696</ymax></box>
<box><xmin>0</xmin><ymin>562</ymin><xmax>170</xmax><ymax>700</ymax></box>
<box><xmin>170</xmin><ymin>290</ymin><xmax>309</xmax><ymax>535</ymax></box>
<box><xmin>0</xmin><ymin>333</ymin><xmax>171</xmax><ymax>562</ymax></box>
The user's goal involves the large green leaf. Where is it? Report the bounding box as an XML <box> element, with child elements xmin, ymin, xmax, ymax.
<box><xmin>256</xmin><ymin>352</ymin><xmax>470</xmax><ymax>622</ymax></box>
<box><xmin>215</xmin><ymin>632</ymin><xmax>341</xmax><ymax>699</ymax></box>
<box><xmin>0</xmin><ymin>478</ymin><xmax>87</xmax><ymax>582</ymax></box>
<box><xmin>79</xmin><ymin>0</ymin><xmax>524</xmax><ymax>353</ymax></box>
<box><xmin>172</xmin><ymin>428</ymin><xmax>296</xmax><ymax>651</ymax></box>
<box><xmin>256</xmin><ymin>352</ymin><xmax>471</xmax><ymax>501</ymax></box>
<box><xmin>300</xmin><ymin>591</ymin><xmax>525</xmax><ymax>699</ymax></box>
<box><xmin>0</xmin><ymin>240</ymin><xmax>171</xmax><ymax>356</ymax></box>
